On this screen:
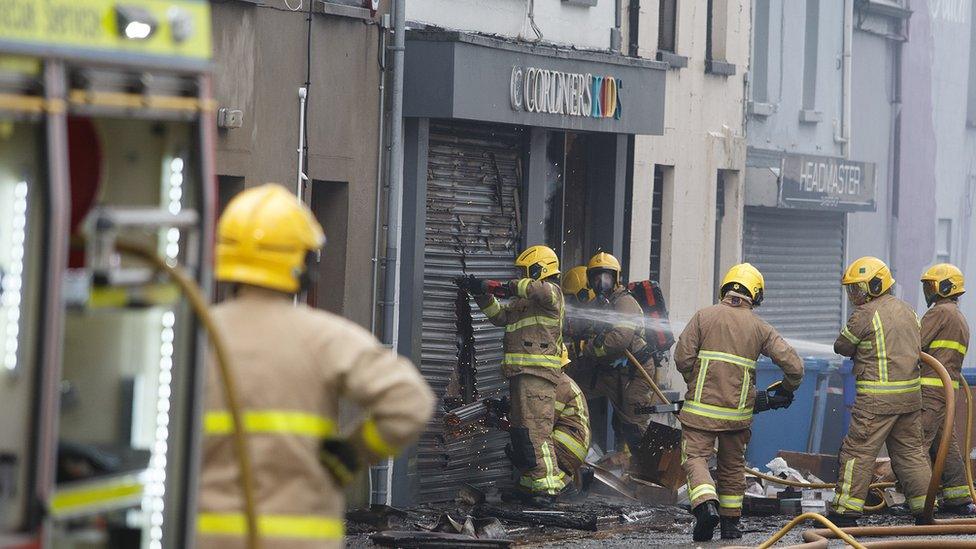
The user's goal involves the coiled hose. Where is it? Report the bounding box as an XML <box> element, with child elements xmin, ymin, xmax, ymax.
<box><xmin>734</xmin><ymin>352</ymin><xmax>976</xmax><ymax>548</ymax></box>
<box><xmin>117</xmin><ymin>241</ymin><xmax>259</xmax><ymax>549</ymax></box>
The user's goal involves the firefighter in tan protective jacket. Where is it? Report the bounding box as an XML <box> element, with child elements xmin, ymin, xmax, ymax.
<box><xmin>829</xmin><ymin>256</ymin><xmax>931</xmax><ymax>526</ymax></box>
<box><xmin>674</xmin><ymin>263</ymin><xmax>804</xmax><ymax>542</ymax></box>
<box><xmin>576</xmin><ymin>253</ymin><xmax>658</xmax><ymax>452</ymax></box>
<box><xmin>919</xmin><ymin>263</ymin><xmax>975</xmax><ymax>515</ymax></box>
<box><xmin>197</xmin><ymin>184</ymin><xmax>435</xmax><ymax>548</ymax></box>
<box><xmin>460</xmin><ymin>245</ymin><xmax>568</xmax><ymax>506</ymax></box>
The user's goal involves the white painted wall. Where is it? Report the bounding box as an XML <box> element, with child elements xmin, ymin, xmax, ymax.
<box><xmin>628</xmin><ymin>0</ymin><xmax>750</xmax><ymax>393</ymax></box>
<box><xmin>406</xmin><ymin>0</ymin><xmax>616</xmax><ymax>51</ymax></box>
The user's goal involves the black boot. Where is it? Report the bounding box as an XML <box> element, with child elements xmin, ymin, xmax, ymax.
<box><xmin>720</xmin><ymin>516</ymin><xmax>742</xmax><ymax>540</ymax></box>
<box><xmin>692</xmin><ymin>501</ymin><xmax>720</xmax><ymax>542</ymax></box>
<box><xmin>826</xmin><ymin>511</ymin><xmax>858</xmax><ymax>528</ymax></box>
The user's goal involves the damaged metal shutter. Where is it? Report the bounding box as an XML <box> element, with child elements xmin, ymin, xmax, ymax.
<box><xmin>418</xmin><ymin>121</ymin><xmax>524</xmax><ymax>503</ymax></box>
<box><xmin>743</xmin><ymin>206</ymin><xmax>845</xmax><ymax>344</ymax></box>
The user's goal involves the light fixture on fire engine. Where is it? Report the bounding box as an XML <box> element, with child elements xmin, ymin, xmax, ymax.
<box><xmin>116</xmin><ymin>6</ymin><xmax>158</xmax><ymax>41</ymax></box>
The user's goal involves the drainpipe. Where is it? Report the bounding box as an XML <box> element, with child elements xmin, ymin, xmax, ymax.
<box><xmin>611</xmin><ymin>0</ymin><xmax>623</xmax><ymax>52</ymax></box>
<box><xmin>372</xmin><ymin>0</ymin><xmax>406</xmax><ymax>506</ymax></box>
<box><xmin>835</xmin><ymin>0</ymin><xmax>853</xmax><ymax>157</ymax></box>
<box><xmin>370</xmin><ymin>14</ymin><xmax>389</xmax><ymax>336</ymax></box>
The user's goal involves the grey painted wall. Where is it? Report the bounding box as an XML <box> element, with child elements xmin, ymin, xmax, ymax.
<box><xmin>847</xmin><ymin>19</ymin><xmax>899</xmax><ymax>277</ymax></box>
<box><xmin>899</xmin><ymin>0</ymin><xmax>976</xmax><ymax>369</ymax></box>
<box><xmin>211</xmin><ymin>1</ymin><xmax>383</xmax><ymax>332</ymax></box>
<box><xmin>746</xmin><ymin>0</ymin><xmax>845</xmax><ymax>158</ymax></box>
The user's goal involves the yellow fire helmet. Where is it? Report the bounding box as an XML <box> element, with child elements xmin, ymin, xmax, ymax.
<box><xmin>561</xmin><ymin>265</ymin><xmax>594</xmax><ymax>302</ymax></box>
<box><xmin>216</xmin><ymin>183</ymin><xmax>326</xmax><ymax>293</ymax></box>
<box><xmin>842</xmin><ymin>256</ymin><xmax>894</xmax><ymax>298</ymax></box>
<box><xmin>921</xmin><ymin>263</ymin><xmax>965</xmax><ymax>304</ymax></box>
<box><xmin>586</xmin><ymin>251</ymin><xmax>622</xmax><ymax>287</ymax></box>
<box><xmin>515</xmin><ymin>245</ymin><xmax>560</xmax><ymax>280</ymax></box>
<box><xmin>720</xmin><ymin>262</ymin><xmax>765</xmax><ymax>306</ymax></box>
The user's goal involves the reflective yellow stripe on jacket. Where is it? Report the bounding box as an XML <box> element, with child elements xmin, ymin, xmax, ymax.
<box><xmin>506</xmin><ymin>315</ymin><xmax>561</xmax><ymax>332</ymax></box>
<box><xmin>855</xmin><ymin>378</ymin><xmax>921</xmax><ymax>395</ymax></box>
<box><xmin>504</xmin><ymin>353</ymin><xmax>563</xmax><ymax>368</ymax></box>
<box><xmin>930</xmin><ymin>339</ymin><xmax>968</xmax><ymax>355</ymax></box>
<box><xmin>841</xmin><ymin>326</ymin><xmax>861</xmax><ymax>345</ymax></box>
<box><xmin>204</xmin><ymin>410</ymin><xmax>336</xmax><ymax>438</ymax></box>
<box><xmin>697</xmin><ymin>350</ymin><xmax>757</xmax><ymax>370</ymax></box>
<box><xmin>920</xmin><ymin>377</ymin><xmax>960</xmax><ymax>389</ymax></box>
<box><xmin>682</xmin><ymin>399</ymin><xmax>753</xmax><ymax>421</ymax></box>
<box><xmin>688</xmin><ymin>350</ymin><xmax>755</xmax><ymax>422</ymax></box>
<box><xmin>198</xmin><ymin>513</ymin><xmax>344</xmax><ymax>540</ymax></box>
<box><xmin>872</xmin><ymin>311</ymin><xmax>889</xmax><ymax>382</ymax></box>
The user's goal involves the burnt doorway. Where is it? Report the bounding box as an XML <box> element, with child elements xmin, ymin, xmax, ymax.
<box><xmin>543</xmin><ymin>131</ymin><xmax>618</xmax><ymax>272</ymax></box>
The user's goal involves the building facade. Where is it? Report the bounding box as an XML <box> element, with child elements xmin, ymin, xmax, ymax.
<box><xmin>211</xmin><ymin>0</ymin><xmax>385</xmax><ymax>330</ymax></box>
<box><xmin>897</xmin><ymin>0</ymin><xmax>976</xmax><ymax>367</ymax></box>
<box><xmin>396</xmin><ymin>1</ymin><xmax>668</xmax><ymax>504</ymax></box>
<box><xmin>743</xmin><ymin>1</ymin><xmax>906</xmax><ymax>347</ymax></box>
<box><xmin>628</xmin><ymin>0</ymin><xmax>751</xmax><ymax>394</ymax></box>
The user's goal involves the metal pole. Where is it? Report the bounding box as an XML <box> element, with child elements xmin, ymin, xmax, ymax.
<box><xmin>370</xmin><ymin>15</ymin><xmax>389</xmax><ymax>336</ymax></box>
<box><xmin>375</xmin><ymin>0</ymin><xmax>406</xmax><ymax>506</ymax></box>
<box><xmin>296</xmin><ymin>86</ymin><xmax>308</xmax><ymax>198</ymax></box>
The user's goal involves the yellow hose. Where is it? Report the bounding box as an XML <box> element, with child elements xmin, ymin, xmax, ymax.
<box><xmin>747</xmin><ymin>512</ymin><xmax>866</xmax><ymax>549</ymax></box>
<box><xmin>748</xmin><ymin>353</ymin><xmax>969</xmax><ymax>548</ymax></box>
<box><xmin>745</xmin><ymin>467</ymin><xmax>895</xmax><ymax>491</ymax></box>
<box><xmin>117</xmin><ymin>241</ymin><xmax>259</xmax><ymax>549</ymax></box>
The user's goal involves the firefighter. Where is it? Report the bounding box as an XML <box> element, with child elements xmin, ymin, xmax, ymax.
<box><xmin>197</xmin><ymin>184</ymin><xmax>435</xmax><ymax>548</ymax></box>
<box><xmin>674</xmin><ymin>263</ymin><xmax>803</xmax><ymax>541</ymax></box>
<box><xmin>561</xmin><ymin>265</ymin><xmax>594</xmax><ymax>364</ymax></box>
<box><xmin>578</xmin><ymin>252</ymin><xmax>656</xmax><ymax>453</ymax></box>
<box><xmin>553</xmin><ymin>371</ymin><xmax>592</xmax><ymax>491</ymax></box>
<box><xmin>919</xmin><ymin>263</ymin><xmax>975</xmax><ymax>515</ymax></box>
<box><xmin>459</xmin><ymin>245</ymin><xmax>567</xmax><ymax>506</ymax></box>
<box><xmin>829</xmin><ymin>256</ymin><xmax>932</xmax><ymax>526</ymax></box>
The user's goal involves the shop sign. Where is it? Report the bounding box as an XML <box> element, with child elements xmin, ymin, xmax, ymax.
<box><xmin>510</xmin><ymin>66</ymin><xmax>621</xmax><ymax>119</ymax></box>
<box><xmin>779</xmin><ymin>154</ymin><xmax>876</xmax><ymax>212</ymax></box>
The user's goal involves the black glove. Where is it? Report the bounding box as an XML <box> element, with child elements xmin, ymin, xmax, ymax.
<box><xmin>455</xmin><ymin>275</ymin><xmax>472</xmax><ymax>293</ymax></box>
<box><xmin>468</xmin><ymin>276</ymin><xmax>488</xmax><ymax>296</ymax></box>
<box><xmin>768</xmin><ymin>380</ymin><xmax>794</xmax><ymax>409</ymax></box>
<box><xmin>455</xmin><ymin>274</ymin><xmax>488</xmax><ymax>296</ymax></box>
<box><xmin>631</xmin><ymin>344</ymin><xmax>656</xmax><ymax>366</ymax></box>
<box><xmin>320</xmin><ymin>438</ymin><xmax>360</xmax><ymax>486</ymax></box>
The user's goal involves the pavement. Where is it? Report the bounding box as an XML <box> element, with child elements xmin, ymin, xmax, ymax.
<box><xmin>348</xmin><ymin>502</ymin><xmax>976</xmax><ymax>548</ymax></box>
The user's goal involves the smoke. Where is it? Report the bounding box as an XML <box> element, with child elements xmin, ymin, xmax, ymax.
<box><xmin>564</xmin><ymin>303</ymin><xmax>838</xmax><ymax>359</ymax></box>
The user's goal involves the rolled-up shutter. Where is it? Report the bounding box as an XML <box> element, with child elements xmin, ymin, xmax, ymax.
<box><xmin>743</xmin><ymin>207</ymin><xmax>845</xmax><ymax>343</ymax></box>
<box><xmin>417</xmin><ymin>121</ymin><xmax>524</xmax><ymax>502</ymax></box>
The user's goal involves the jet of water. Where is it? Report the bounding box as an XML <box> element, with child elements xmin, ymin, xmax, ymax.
<box><xmin>564</xmin><ymin>303</ymin><xmax>839</xmax><ymax>359</ymax></box>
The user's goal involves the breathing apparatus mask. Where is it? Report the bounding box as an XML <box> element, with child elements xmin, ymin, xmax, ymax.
<box><xmin>591</xmin><ymin>271</ymin><xmax>615</xmax><ymax>297</ymax></box>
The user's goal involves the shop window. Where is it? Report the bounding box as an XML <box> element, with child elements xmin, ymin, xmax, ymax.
<box><xmin>937</xmin><ymin>218</ymin><xmax>952</xmax><ymax>264</ymax></box>
<box><xmin>801</xmin><ymin>0</ymin><xmax>820</xmax><ymax>115</ymax></box>
<box><xmin>752</xmin><ymin>0</ymin><xmax>770</xmax><ymax>103</ymax></box>
<box><xmin>308</xmin><ymin>180</ymin><xmax>349</xmax><ymax>315</ymax></box>
<box><xmin>658</xmin><ymin>0</ymin><xmax>678</xmax><ymax>53</ymax></box>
